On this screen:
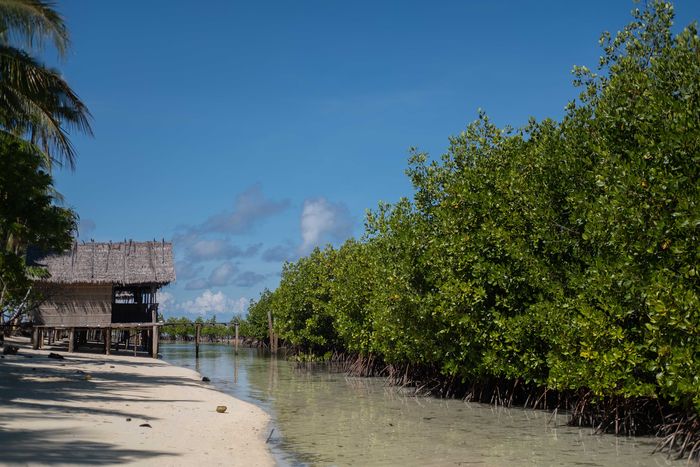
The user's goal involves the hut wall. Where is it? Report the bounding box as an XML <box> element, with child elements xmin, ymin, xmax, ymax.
<box><xmin>34</xmin><ymin>284</ymin><xmax>112</xmax><ymax>327</ymax></box>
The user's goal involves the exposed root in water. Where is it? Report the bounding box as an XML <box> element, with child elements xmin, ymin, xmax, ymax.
<box><xmin>569</xmin><ymin>391</ymin><xmax>664</xmax><ymax>436</ymax></box>
<box><xmin>288</xmin><ymin>350</ymin><xmax>700</xmax><ymax>463</ymax></box>
<box><xmin>655</xmin><ymin>414</ymin><xmax>700</xmax><ymax>462</ymax></box>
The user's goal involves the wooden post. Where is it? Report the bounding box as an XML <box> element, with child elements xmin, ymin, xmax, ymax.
<box><xmin>68</xmin><ymin>328</ymin><xmax>75</xmax><ymax>353</ymax></box>
<box><xmin>132</xmin><ymin>328</ymin><xmax>137</xmax><ymax>356</ymax></box>
<box><xmin>195</xmin><ymin>324</ymin><xmax>201</xmax><ymax>358</ymax></box>
<box><xmin>234</xmin><ymin>321</ymin><xmax>239</xmax><ymax>355</ymax></box>
<box><xmin>32</xmin><ymin>327</ymin><xmax>39</xmax><ymax>350</ymax></box>
<box><xmin>105</xmin><ymin>328</ymin><xmax>112</xmax><ymax>355</ymax></box>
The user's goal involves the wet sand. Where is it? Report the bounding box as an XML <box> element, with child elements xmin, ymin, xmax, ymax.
<box><xmin>0</xmin><ymin>338</ymin><xmax>273</xmax><ymax>466</ymax></box>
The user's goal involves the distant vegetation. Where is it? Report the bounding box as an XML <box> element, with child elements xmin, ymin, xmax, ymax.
<box><xmin>247</xmin><ymin>1</ymin><xmax>700</xmax><ymax>457</ymax></box>
<box><xmin>161</xmin><ymin>315</ymin><xmax>259</xmax><ymax>342</ymax></box>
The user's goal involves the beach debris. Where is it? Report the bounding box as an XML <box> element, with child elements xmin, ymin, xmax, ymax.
<box><xmin>3</xmin><ymin>345</ymin><xmax>19</xmax><ymax>355</ymax></box>
<box><xmin>202</xmin><ymin>376</ymin><xmax>210</xmax><ymax>382</ymax></box>
<box><xmin>110</xmin><ymin>365</ymin><xmax>115</xmax><ymax>368</ymax></box>
<box><xmin>126</xmin><ymin>418</ymin><xmax>132</xmax><ymax>422</ymax></box>
<box><xmin>216</xmin><ymin>405</ymin><xmax>227</xmax><ymax>413</ymax></box>
<box><xmin>139</xmin><ymin>423</ymin><xmax>152</xmax><ymax>428</ymax></box>
<box><xmin>266</xmin><ymin>428</ymin><xmax>275</xmax><ymax>443</ymax></box>
<box><xmin>75</xmin><ymin>370</ymin><xmax>85</xmax><ymax>374</ymax></box>
<box><xmin>83</xmin><ymin>374</ymin><xmax>92</xmax><ymax>381</ymax></box>
<box><xmin>48</xmin><ymin>352</ymin><xmax>64</xmax><ymax>360</ymax></box>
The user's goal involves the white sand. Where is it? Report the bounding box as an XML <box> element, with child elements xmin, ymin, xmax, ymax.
<box><xmin>0</xmin><ymin>338</ymin><xmax>274</xmax><ymax>466</ymax></box>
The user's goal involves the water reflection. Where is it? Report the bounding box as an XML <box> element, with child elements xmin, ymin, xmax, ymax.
<box><xmin>161</xmin><ymin>344</ymin><xmax>680</xmax><ymax>467</ymax></box>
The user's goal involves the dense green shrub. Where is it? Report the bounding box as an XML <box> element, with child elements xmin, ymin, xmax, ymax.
<box><xmin>265</xmin><ymin>1</ymin><xmax>700</xmax><ymax>419</ymax></box>
<box><xmin>242</xmin><ymin>289</ymin><xmax>275</xmax><ymax>341</ymax></box>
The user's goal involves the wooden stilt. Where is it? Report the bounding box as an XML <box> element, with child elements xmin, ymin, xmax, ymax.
<box><xmin>105</xmin><ymin>328</ymin><xmax>112</xmax><ymax>355</ymax></box>
<box><xmin>195</xmin><ymin>324</ymin><xmax>201</xmax><ymax>358</ymax></box>
<box><xmin>234</xmin><ymin>321</ymin><xmax>239</xmax><ymax>355</ymax></box>
<box><xmin>132</xmin><ymin>328</ymin><xmax>137</xmax><ymax>356</ymax></box>
<box><xmin>151</xmin><ymin>308</ymin><xmax>158</xmax><ymax>358</ymax></box>
<box><xmin>68</xmin><ymin>328</ymin><xmax>75</xmax><ymax>353</ymax></box>
<box><xmin>152</xmin><ymin>326</ymin><xmax>159</xmax><ymax>358</ymax></box>
<box><xmin>32</xmin><ymin>327</ymin><xmax>39</xmax><ymax>350</ymax></box>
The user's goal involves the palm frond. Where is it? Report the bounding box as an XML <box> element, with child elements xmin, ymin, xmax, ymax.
<box><xmin>0</xmin><ymin>0</ymin><xmax>68</xmax><ymax>57</ymax></box>
<box><xmin>0</xmin><ymin>45</ymin><xmax>92</xmax><ymax>168</ymax></box>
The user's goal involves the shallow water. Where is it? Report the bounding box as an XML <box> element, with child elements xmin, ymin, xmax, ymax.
<box><xmin>160</xmin><ymin>343</ymin><xmax>680</xmax><ymax>467</ymax></box>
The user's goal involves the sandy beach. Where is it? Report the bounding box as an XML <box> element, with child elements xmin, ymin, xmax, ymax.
<box><xmin>0</xmin><ymin>338</ymin><xmax>274</xmax><ymax>466</ymax></box>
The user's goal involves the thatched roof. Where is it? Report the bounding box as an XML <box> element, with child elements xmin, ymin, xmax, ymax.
<box><xmin>29</xmin><ymin>241</ymin><xmax>176</xmax><ymax>286</ymax></box>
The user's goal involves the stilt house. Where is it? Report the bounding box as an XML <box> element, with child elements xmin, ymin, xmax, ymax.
<box><xmin>28</xmin><ymin>240</ymin><xmax>176</xmax><ymax>357</ymax></box>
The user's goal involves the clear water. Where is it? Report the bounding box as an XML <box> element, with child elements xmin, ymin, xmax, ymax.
<box><xmin>160</xmin><ymin>343</ymin><xmax>680</xmax><ymax>467</ymax></box>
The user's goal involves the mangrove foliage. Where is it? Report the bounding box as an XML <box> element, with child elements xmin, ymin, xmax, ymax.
<box><xmin>248</xmin><ymin>1</ymin><xmax>700</xmax><ymax>456</ymax></box>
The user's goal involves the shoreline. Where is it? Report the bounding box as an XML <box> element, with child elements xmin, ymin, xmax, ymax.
<box><xmin>0</xmin><ymin>337</ymin><xmax>274</xmax><ymax>466</ymax></box>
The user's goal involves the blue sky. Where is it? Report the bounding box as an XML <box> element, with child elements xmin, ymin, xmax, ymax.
<box><xmin>51</xmin><ymin>1</ymin><xmax>699</xmax><ymax>321</ymax></box>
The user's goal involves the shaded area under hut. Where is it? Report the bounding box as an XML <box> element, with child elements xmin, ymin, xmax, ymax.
<box><xmin>27</xmin><ymin>240</ymin><xmax>176</xmax><ymax>357</ymax></box>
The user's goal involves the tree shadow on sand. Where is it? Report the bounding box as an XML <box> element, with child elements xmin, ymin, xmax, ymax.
<box><xmin>0</xmin><ymin>358</ymin><xmax>203</xmax><ymax>415</ymax></box>
<box><xmin>0</xmin><ymin>348</ymin><xmax>207</xmax><ymax>464</ymax></box>
<box><xmin>0</xmin><ymin>425</ymin><xmax>177</xmax><ymax>464</ymax></box>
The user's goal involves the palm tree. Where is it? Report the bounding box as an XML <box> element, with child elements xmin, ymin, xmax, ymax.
<box><xmin>0</xmin><ymin>0</ymin><xmax>92</xmax><ymax>169</ymax></box>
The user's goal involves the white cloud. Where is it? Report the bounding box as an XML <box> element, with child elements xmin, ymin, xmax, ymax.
<box><xmin>208</xmin><ymin>262</ymin><xmax>237</xmax><ymax>286</ymax></box>
<box><xmin>186</xmin><ymin>238</ymin><xmax>234</xmax><ymax>261</ymax></box>
<box><xmin>300</xmin><ymin>198</ymin><xmax>353</xmax><ymax>253</ymax></box>
<box><xmin>261</xmin><ymin>243</ymin><xmax>296</xmax><ymax>263</ymax></box>
<box><xmin>181</xmin><ymin>262</ymin><xmax>266</xmax><ymax>290</ymax></box>
<box><xmin>182</xmin><ymin>238</ymin><xmax>261</xmax><ymax>263</ymax></box>
<box><xmin>198</xmin><ymin>184</ymin><xmax>289</xmax><ymax>234</ymax></box>
<box><xmin>175</xmin><ymin>261</ymin><xmax>203</xmax><ymax>280</ymax></box>
<box><xmin>231</xmin><ymin>297</ymin><xmax>248</xmax><ymax>314</ymax></box>
<box><xmin>233</xmin><ymin>270</ymin><xmax>267</xmax><ymax>287</ymax></box>
<box><xmin>180</xmin><ymin>289</ymin><xmax>247</xmax><ymax>315</ymax></box>
<box><xmin>184</xmin><ymin>278</ymin><xmax>208</xmax><ymax>290</ymax></box>
<box><xmin>158</xmin><ymin>291</ymin><xmax>175</xmax><ymax>311</ymax></box>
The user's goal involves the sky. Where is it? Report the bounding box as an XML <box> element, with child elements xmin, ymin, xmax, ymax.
<box><xmin>51</xmin><ymin>1</ymin><xmax>699</xmax><ymax>321</ymax></box>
